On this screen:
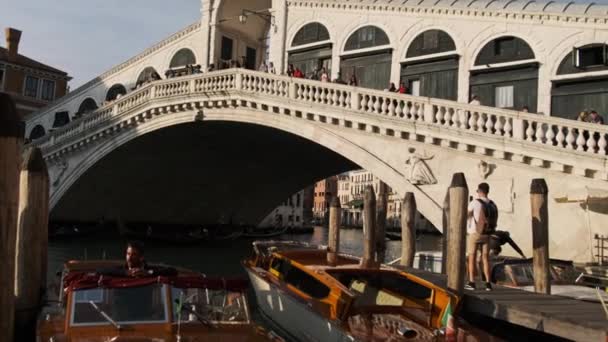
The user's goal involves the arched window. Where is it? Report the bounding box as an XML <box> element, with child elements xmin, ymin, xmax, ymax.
<box><xmin>344</xmin><ymin>26</ymin><xmax>389</xmax><ymax>51</ymax></box>
<box><xmin>406</xmin><ymin>30</ymin><xmax>456</xmax><ymax>58</ymax></box>
<box><xmin>29</xmin><ymin>125</ymin><xmax>46</xmax><ymax>140</ymax></box>
<box><xmin>292</xmin><ymin>23</ymin><xmax>330</xmax><ymax>47</ymax></box>
<box><xmin>105</xmin><ymin>84</ymin><xmax>127</xmax><ymax>102</ymax></box>
<box><xmin>401</xmin><ymin>30</ymin><xmax>458</xmax><ymax>100</ymax></box>
<box><xmin>474</xmin><ymin>36</ymin><xmax>535</xmax><ymax>65</ymax></box>
<box><xmin>470</xmin><ymin>36</ymin><xmax>538</xmax><ymax>112</ymax></box>
<box><xmin>170</xmin><ymin>48</ymin><xmax>196</xmax><ymax>68</ymax></box>
<box><xmin>136</xmin><ymin>67</ymin><xmax>161</xmax><ymax>86</ymax></box>
<box><xmin>78</xmin><ymin>98</ymin><xmax>98</xmax><ymax>115</ymax></box>
<box><xmin>557</xmin><ymin>44</ymin><xmax>608</xmax><ymax>75</ymax></box>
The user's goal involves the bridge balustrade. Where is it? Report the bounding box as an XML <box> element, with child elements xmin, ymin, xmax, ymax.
<box><xmin>33</xmin><ymin>68</ymin><xmax>608</xmax><ymax>163</ymax></box>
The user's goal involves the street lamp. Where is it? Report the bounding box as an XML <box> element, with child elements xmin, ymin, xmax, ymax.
<box><xmin>236</xmin><ymin>9</ymin><xmax>276</xmax><ymax>32</ymax></box>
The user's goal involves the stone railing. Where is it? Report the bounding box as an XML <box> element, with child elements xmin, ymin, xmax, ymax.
<box><xmin>34</xmin><ymin>68</ymin><xmax>608</xmax><ymax>177</ymax></box>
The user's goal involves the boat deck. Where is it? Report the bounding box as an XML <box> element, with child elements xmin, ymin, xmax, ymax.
<box><xmin>392</xmin><ymin>266</ymin><xmax>608</xmax><ymax>341</ymax></box>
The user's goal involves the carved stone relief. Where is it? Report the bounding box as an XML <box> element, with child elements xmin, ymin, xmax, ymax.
<box><xmin>404</xmin><ymin>147</ymin><xmax>437</xmax><ymax>185</ymax></box>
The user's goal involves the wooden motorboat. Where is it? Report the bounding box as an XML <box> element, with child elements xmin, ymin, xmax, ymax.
<box><xmin>38</xmin><ymin>260</ymin><xmax>283</xmax><ymax>342</ymax></box>
<box><xmin>284</xmin><ymin>226</ymin><xmax>314</xmax><ymax>235</ymax></box>
<box><xmin>243</xmin><ymin>226</ymin><xmax>290</xmax><ymax>238</ymax></box>
<box><xmin>244</xmin><ymin>241</ymin><xmax>459</xmax><ymax>341</ymax></box>
<box><xmin>491</xmin><ymin>258</ymin><xmax>608</xmax><ymax>302</ymax></box>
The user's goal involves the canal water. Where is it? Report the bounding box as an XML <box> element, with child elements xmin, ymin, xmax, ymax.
<box><xmin>48</xmin><ymin>226</ymin><xmax>442</xmax><ymax>284</ymax></box>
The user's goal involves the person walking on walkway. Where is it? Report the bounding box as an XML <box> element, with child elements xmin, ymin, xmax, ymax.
<box><xmin>465</xmin><ymin>182</ymin><xmax>498</xmax><ymax>291</ymax></box>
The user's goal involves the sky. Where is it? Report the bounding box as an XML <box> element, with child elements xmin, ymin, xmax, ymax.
<box><xmin>1</xmin><ymin>0</ymin><xmax>201</xmax><ymax>88</ymax></box>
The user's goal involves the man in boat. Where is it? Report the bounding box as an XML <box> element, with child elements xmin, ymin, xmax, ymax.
<box><xmin>489</xmin><ymin>230</ymin><xmax>526</xmax><ymax>258</ymax></box>
<box><xmin>465</xmin><ymin>183</ymin><xmax>497</xmax><ymax>291</ymax></box>
<box><xmin>98</xmin><ymin>241</ymin><xmax>177</xmax><ymax>277</ymax></box>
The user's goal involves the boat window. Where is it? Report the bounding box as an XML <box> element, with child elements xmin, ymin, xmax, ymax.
<box><xmin>330</xmin><ymin>272</ymin><xmax>432</xmax><ymax>301</ymax></box>
<box><xmin>171</xmin><ymin>287</ymin><xmax>248</xmax><ymax>323</ymax></box>
<box><xmin>284</xmin><ymin>265</ymin><xmax>330</xmax><ymax>299</ymax></box>
<box><xmin>510</xmin><ymin>264</ymin><xmax>558</xmax><ymax>284</ymax></box>
<box><xmin>70</xmin><ymin>284</ymin><xmax>168</xmax><ymax>326</ymax></box>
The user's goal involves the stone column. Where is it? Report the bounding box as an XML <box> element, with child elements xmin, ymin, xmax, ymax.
<box><xmin>270</xmin><ymin>0</ymin><xmax>288</xmax><ymax>74</ymax></box>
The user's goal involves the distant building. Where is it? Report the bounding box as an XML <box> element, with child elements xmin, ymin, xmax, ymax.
<box><xmin>312</xmin><ymin>176</ymin><xmax>337</xmax><ymax>224</ymax></box>
<box><xmin>1</xmin><ymin>28</ymin><xmax>70</xmax><ymax>126</ymax></box>
<box><xmin>259</xmin><ymin>189</ymin><xmax>305</xmax><ymax>228</ymax></box>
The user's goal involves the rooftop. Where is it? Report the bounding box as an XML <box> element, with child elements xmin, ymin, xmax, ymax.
<box><xmin>0</xmin><ymin>46</ymin><xmax>69</xmax><ymax>77</ymax></box>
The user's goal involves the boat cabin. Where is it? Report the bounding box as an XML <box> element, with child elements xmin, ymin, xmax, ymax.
<box><xmin>38</xmin><ymin>260</ymin><xmax>279</xmax><ymax>341</ymax></box>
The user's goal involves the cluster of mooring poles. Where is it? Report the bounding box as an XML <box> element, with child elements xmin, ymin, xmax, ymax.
<box><xmin>1</xmin><ymin>94</ymin><xmax>50</xmax><ymax>342</ymax></box>
<box><xmin>326</xmin><ymin>172</ymin><xmax>551</xmax><ymax>296</ymax></box>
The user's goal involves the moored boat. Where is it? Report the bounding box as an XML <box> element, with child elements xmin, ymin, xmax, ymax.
<box><xmin>244</xmin><ymin>241</ymin><xmax>459</xmax><ymax>341</ymax></box>
<box><xmin>38</xmin><ymin>259</ymin><xmax>283</xmax><ymax>341</ymax></box>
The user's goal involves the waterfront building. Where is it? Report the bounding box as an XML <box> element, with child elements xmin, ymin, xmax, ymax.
<box><xmin>1</xmin><ymin>28</ymin><xmax>70</xmax><ymax>126</ymax></box>
<box><xmin>313</xmin><ymin>176</ymin><xmax>338</xmax><ymax>224</ymax></box>
<box><xmin>259</xmin><ymin>189</ymin><xmax>306</xmax><ymax>228</ymax></box>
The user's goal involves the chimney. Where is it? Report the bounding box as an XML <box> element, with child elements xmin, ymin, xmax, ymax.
<box><xmin>5</xmin><ymin>27</ymin><xmax>22</xmax><ymax>62</ymax></box>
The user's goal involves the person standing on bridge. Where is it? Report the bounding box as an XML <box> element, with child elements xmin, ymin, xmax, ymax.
<box><xmin>465</xmin><ymin>182</ymin><xmax>497</xmax><ymax>291</ymax></box>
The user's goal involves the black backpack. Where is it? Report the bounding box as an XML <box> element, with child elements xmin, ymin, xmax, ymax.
<box><xmin>477</xmin><ymin>199</ymin><xmax>498</xmax><ymax>234</ymax></box>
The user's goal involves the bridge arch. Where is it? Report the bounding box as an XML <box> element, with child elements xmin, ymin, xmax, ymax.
<box><xmin>287</xmin><ymin>22</ymin><xmax>333</xmax><ymax>78</ymax></box>
<box><xmin>29</xmin><ymin>124</ymin><xmax>46</xmax><ymax>141</ymax></box>
<box><xmin>135</xmin><ymin>66</ymin><xmax>161</xmax><ymax>88</ymax></box>
<box><xmin>169</xmin><ymin>48</ymin><xmax>197</xmax><ymax>68</ymax></box>
<box><xmin>76</xmin><ymin>97</ymin><xmax>98</xmax><ymax>117</ymax></box>
<box><xmin>50</xmin><ymin>108</ymin><xmax>442</xmax><ymax>229</ymax></box>
<box><xmin>105</xmin><ymin>84</ymin><xmax>127</xmax><ymax>102</ymax></box>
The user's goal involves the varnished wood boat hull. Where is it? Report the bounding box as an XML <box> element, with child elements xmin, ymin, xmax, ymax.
<box><xmin>246</xmin><ymin>267</ymin><xmax>353</xmax><ymax>342</ymax></box>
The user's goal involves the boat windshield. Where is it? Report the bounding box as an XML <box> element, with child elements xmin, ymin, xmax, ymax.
<box><xmin>171</xmin><ymin>287</ymin><xmax>249</xmax><ymax>323</ymax></box>
<box><xmin>70</xmin><ymin>284</ymin><xmax>168</xmax><ymax>326</ymax></box>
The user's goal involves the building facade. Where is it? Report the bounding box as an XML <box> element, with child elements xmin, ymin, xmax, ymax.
<box><xmin>312</xmin><ymin>176</ymin><xmax>337</xmax><ymax>223</ymax></box>
<box><xmin>1</xmin><ymin>28</ymin><xmax>70</xmax><ymax>125</ymax></box>
<box><xmin>258</xmin><ymin>189</ymin><xmax>306</xmax><ymax>228</ymax></box>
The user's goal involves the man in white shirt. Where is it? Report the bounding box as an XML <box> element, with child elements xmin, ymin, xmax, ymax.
<box><xmin>465</xmin><ymin>182</ymin><xmax>493</xmax><ymax>291</ymax></box>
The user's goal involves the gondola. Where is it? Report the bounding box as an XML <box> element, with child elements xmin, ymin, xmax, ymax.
<box><xmin>118</xmin><ymin>223</ymin><xmax>209</xmax><ymax>245</ymax></box>
<box><xmin>385</xmin><ymin>232</ymin><xmax>402</xmax><ymax>240</ymax></box>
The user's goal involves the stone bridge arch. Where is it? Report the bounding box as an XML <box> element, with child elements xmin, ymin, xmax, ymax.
<box><xmin>50</xmin><ymin>107</ymin><xmax>444</xmax><ymax>229</ymax></box>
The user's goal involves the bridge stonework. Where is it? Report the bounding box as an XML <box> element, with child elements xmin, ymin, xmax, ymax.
<box><xmin>24</xmin><ymin>0</ymin><xmax>608</xmax><ymax>263</ymax></box>
<box><xmin>31</xmin><ymin>70</ymin><xmax>608</xmax><ymax>262</ymax></box>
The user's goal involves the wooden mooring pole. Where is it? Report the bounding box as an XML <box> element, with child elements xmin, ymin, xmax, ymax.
<box><xmin>0</xmin><ymin>93</ymin><xmax>24</xmax><ymax>342</ymax></box>
<box><xmin>400</xmin><ymin>192</ymin><xmax>416</xmax><ymax>267</ymax></box>
<box><xmin>375</xmin><ymin>181</ymin><xmax>388</xmax><ymax>264</ymax></box>
<box><xmin>327</xmin><ymin>196</ymin><xmax>341</xmax><ymax>266</ymax></box>
<box><xmin>362</xmin><ymin>185</ymin><xmax>377</xmax><ymax>268</ymax></box>
<box><xmin>531</xmin><ymin>179</ymin><xmax>551</xmax><ymax>295</ymax></box>
<box><xmin>441</xmin><ymin>191</ymin><xmax>449</xmax><ymax>275</ymax></box>
<box><xmin>446</xmin><ymin>173</ymin><xmax>468</xmax><ymax>296</ymax></box>
<box><xmin>15</xmin><ymin>147</ymin><xmax>49</xmax><ymax>339</ymax></box>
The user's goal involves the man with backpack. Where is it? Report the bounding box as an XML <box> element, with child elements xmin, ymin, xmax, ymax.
<box><xmin>465</xmin><ymin>182</ymin><xmax>498</xmax><ymax>291</ymax></box>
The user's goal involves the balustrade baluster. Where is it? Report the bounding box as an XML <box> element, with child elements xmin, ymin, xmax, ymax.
<box><xmin>344</xmin><ymin>92</ymin><xmax>351</xmax><ymax>108</ymax></box>
<box><xmin>468</xmin><ymin>112</ymin><xmax>477</xmax><ymax>131</ymax></box>
<box><xmin>586</xmin><ymin>130</ymin><xmax>597</xmax><ymax>153</ymax></box>
<box><xmin>485</xmin><ymin>115</ymin><xmax>494</xmax><ymax>133</ymax></box>
<box><xmin>526</xmin><ymin>122</ymin><xmax>535</xmax><ymax>142</ymax></box>
<box><xmin>313</xmin><ymin>87</ymin><xmax>320</xmax><ymax>103</ymax></box>
<box><xmin>360</xmin><ymin>95</ymin><xmax>367</xmax><ymax>111</ymax></box>
<box><xmin>380</xmin><ymin>98</ymin><xmax>387</xmax><ymax>115</ymax></box>
<box><xmin>555</xmin><ymin>126</ymin><xmax>565</xmax><ymax>147</ymax></box>
<box><xmin>459</xmin><ymin>110</ymin><xmax>468</xmax><ymax>129</ymax></box>
<box><xmin>598</xmin><ymin>134</ymin><xmax>608</xmax><ymax>155</ymax></box>
<box><xmin>435</xmin><ymin>107</ymin><xmax>444</xmax><ymax>124</ymax></box>
<box><xmin>338</xmin><ymin>91</ymin><xmax>345</xmax><ymax>107</ymax></box>
<box><xmin>367</xmin><ymin>96</ymin><xmax>375</xmax><ymax>114</ymax></box>
<box><xmin>477</xmin><ymin>113</ymin><xmax>486</xmax><ymax>133</ymax></box>
<box><xmin>565</xmin><ymin>129</ymin><xmax>575</xmax><ymax>150</ymax></box>
<box><xmin>388</xmin><ymin>99</ymin><xmax>396</xmax><ymax>116</ymax></box>
<box><xmin>535</xmin><ymin>123</ymin><xmax>545</xmax><ymax>144</ymax></box>
<box><xmin>545</xmin><ymin>125</ymin><xmax>556</xmax><ymax>146</ymax></box>
<box><xmin>494</xmin><ymin>116</ymin><xmax>504</xmax><ymax>135</ymax></box>
<box><xmin>411</xmin><ymin>104</ymin><xmax>419</xmax><ymax>121</ymax></box>
<box><xmin>395</xmin><ymin>101</ymin><xmax>403</xmax><ymax>118</ymax></box>
<box><xmin>576</xmin><ymin>130</ymin><xmax>587</xmax><ymax>152</ymax></box>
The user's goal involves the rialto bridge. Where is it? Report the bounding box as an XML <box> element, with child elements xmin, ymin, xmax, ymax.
<box><xmin>24</xmin><ymin>0</ymin><xmax>608</xmax><ymax>263</ymax></box>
